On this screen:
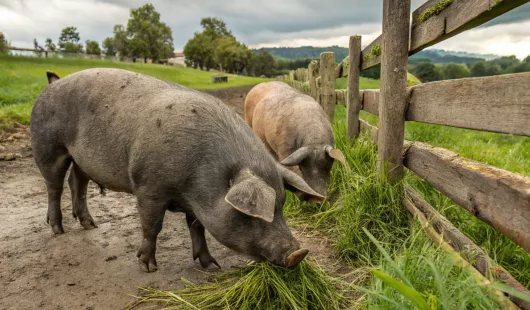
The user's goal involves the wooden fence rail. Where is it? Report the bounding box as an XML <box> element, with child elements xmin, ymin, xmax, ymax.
<box><xmin>285</xmin><ymin>0</ymin><xmax>530</xmax><ymax>307</ymax></box>
<box><xmin>336</xmin><ymin>0</ymin><xmax>530</xmax><ymax>76</ymax></box>
<box><xmin>336</xmin><ymin>73</ymin><xmax>530</xmax><ymax>136</ymax></box>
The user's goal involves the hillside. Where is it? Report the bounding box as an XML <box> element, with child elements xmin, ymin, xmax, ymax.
<box><xmin>255</xmin><ymin>46</ymin><xmax>498</xmax><ymax>64</ymax></box>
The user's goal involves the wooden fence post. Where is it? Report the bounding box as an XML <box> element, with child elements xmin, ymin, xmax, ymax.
<box><xmin>308</xmin><ymin>61</ymin><xmax>319</xmax><ymax>100</ymax></box>
<box><xmin>347</xmin><ymin>35</ymin><xmax>362</xmax><ymax>139</ymax></box>
<box><xmin>320</xmin><ymin>52</ymin><xmax>336</xmax><ymax>123</ymax></box>
<box><xmin>378</xmin><ymin>0</ymin><xmax>410</xmax><ymax>183</ymax></box>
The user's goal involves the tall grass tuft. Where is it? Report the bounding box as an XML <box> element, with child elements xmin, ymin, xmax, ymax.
<box><xmin>362</xmin><ymin>226</ymin><xmax>501</xmax><ymax>309</ymax></box>
<box><xmin>285</xmin><ymin>109</ymin><xmax>410</xmax><ymax>266</ymax></box>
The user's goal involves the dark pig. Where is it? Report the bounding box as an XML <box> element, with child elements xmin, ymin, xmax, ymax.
<box><xmin>31</xmin><ymin>69</ymin><xmax>324</xmax><ymax>272</ymax></box>
<box><xmin>244</xmin><ymin>81</ymin><xmax>346</xmax><ymax>200</ymax></box>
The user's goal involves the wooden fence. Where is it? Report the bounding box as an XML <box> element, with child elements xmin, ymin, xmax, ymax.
<box><xmin>282</xmin><ymin>0</ymin><xmax>530</xmax><ymax>308</ymax></box>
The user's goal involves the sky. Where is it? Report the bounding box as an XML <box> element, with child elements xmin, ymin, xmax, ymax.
<box><xmin>1</xmin><ymin>0</ymin><xmax>529</xmax><ymax>59</ymax></box>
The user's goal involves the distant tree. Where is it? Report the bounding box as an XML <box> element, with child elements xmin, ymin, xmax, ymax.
<box><xmin>524</xmin><ymin>55</ymin><xmax>530</xmax><ymax>64</ymax></box>
<box><xmin>58</xmin><ymin>26</ymin><xmax>83</xmax><ymax>53</ymax></box>
<box><xmin>485</xmin><ymin>63</ymin><xmax>501</xmax><ymax>76</ymax></box>
<box><xmin>102</xmin><ymin>37</ymin><xmax>116</xmax><ymax>56</ymax></box>
<box><xmin>113</xmin><ymin>25</ymin><xmax>129</xmax><ymax>58</ymax></box>
<box><xmin>85</xmin><ymin>40</ymin><xmax>101</xmax><ymax>55</ymax></box>
<box><xmin>201</xmin><ymin>17</ymin><xmax>232</xmax><ymax>38</ymax></box>
<box><xmin>126</xmin><ymin>4</ymin><xmax>174</xmax><ymax>62</ymax></box>
<box><xmin>212</xmin><ymin>35</ymin><xmax>253</xmax><ymax>73</ymax></box>
<box><xmin>251</xmin><ymin>51</ymin><xmax>275</xmax><ymax>77</ymax></box>
<box><xmin>442</xmin><ymin>63</ymin><xmax>471</xmax><ymax>80</ymax></box>
<box><xmin>471</xmin><ymin>61</ymin><xmax>488</xmax><ymax>77</ymax></box>
<box><xmin>513</xmin><ymin>62</ymin><xmax>530</xmax><ymax>73</ymax></box>
<box><xmin>184</xmin><ymin>17</ymin><xmax>241</xmax><ymax>71</ymax></box>
<box><xmin>0</xmin><ymin>32</ymin><xmax>9</xmax><ymax>54</ymax></box>
<box><xmin>491</xmin><ymin>55</ymin><xmax>519</xmax><ymax>71</ymax></box>
<box><xmin>33</xmin><ymin>38</ymin><xmax>44</xmax><ymax>55</ymax></box>
<box><xmin>411</xmin><ymin>62</ymin><xmax>441</xmax><ymax>82</ymax></box>
<box><xmin>408</xmin><ymin>57</ymin><xmax>432</xmax><ymax>65</ymax></box>
<box><xmin>184</xmin><ymin>32</ymin><xmax>214</xmax><ymax>70</ymax></box>
<box><xmin>361</xmin><ymin>66</ymin><xmax>381</xmax><ymax>79</ymax></box>
<box><xmin>45</xmin><ymin>38</ymin><xmax>57</xmax><ymax>52</ymax></box>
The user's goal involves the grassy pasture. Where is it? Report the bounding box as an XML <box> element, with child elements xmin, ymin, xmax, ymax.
<box><xmin>0</xmin><ymin>55</ymin><xmax>269</xmax><ymax>129</ymax></box>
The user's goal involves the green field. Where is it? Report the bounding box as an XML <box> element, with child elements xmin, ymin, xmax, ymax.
<box><xmin>0</xmin><ymin>55</ymin><xmax>268</xmax><ymax>129</ymax></box>
<box><xmin>1</xmin><ymin>55</ymin><xmax>528</xmax><ymax>308</ymax></box>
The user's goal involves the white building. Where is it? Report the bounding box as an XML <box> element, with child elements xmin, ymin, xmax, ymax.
<box><xmin>168</xmin><ymin>52</ymin><xmax>186</xmax><ymax>66</ymax></box>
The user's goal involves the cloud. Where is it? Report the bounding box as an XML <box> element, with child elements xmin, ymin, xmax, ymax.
<box><xmin>0</xmin><ymin>0</ymin><xmax>529</xmax><ymax>58</ymax></box>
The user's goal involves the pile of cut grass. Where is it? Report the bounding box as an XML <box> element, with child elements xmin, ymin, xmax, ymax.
<box><xmin>128</xmin><ymin>260</ymin><xmax>355</xmax><ymax>310</ymax></box>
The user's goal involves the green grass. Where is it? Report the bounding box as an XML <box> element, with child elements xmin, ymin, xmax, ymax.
<box><xmin>0</xmin><ymin>55</ymin><xmax>268</xmax><ymax>129</ymax></box>
<box><xmin>336</xmin><ymin>76</ymin><xmax>381</xmax><ymax>90</ymax></box>
<box><xmin>336</xmin><ymin>72</ymin><xmax>421</xmax><ymax>90</ymax></box>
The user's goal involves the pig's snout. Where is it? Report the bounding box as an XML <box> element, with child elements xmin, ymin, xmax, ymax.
<box><xmin>285</xmin><ymin>248</ymin><xmax>309</xmax><ymax>267</ymax></box>
<box><xmin>295</xmin><ymin>190</ymin><xmax>327</xmax><ymax>204</ymax></box>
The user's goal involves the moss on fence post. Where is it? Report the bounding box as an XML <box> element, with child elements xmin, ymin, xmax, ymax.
<box><xmin>416</xmin><ymin>0</ymin><xmax>453</xmax><ymax>24</ymax></box>
<box><xmin>364</xmin><ymin>44</ymin><xmax>382</xmax><ymax>62</ymax></box>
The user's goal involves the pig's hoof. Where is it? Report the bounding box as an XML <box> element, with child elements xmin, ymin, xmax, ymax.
<box><xmin>79</xmin><ymin>216</ymin><xmax>98</xmax><ymax>230</ymax></box>
<box><xmin>51</xmin><ymin>224</ymin><xmax>65</xmax><ymax>234</ymax></box>
<box><xmin>138</xmin><ymin>258</ymin><xmax>158</xmax><ymax>273</ymax></box>
<box><xmin>194</xmin><ymin>252</ymin><xmax>221</xmax><ymax>269</ymax></box>
<box><xmin>47</xmin><ymin>216</ymin><xmax>64</xmax><ymax>234</ymax></box>
<box><xmin>137</xmin><ymin>250</ymin><xmax>158</xmax><ymax>272</ymax></box>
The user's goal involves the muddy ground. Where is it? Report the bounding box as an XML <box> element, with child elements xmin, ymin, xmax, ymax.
<box><xmin>0</xmin><ymin>86</ymin><xmax>339</xmax><ymax>310</ymax></box>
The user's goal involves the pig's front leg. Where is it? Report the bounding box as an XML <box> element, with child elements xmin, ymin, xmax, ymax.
<box><xmin>186</xmin><ymin>214</ymin><xmax>220</xmax><ymax>269</ymax></box>
<box><xmin>135</xmin><ymin>195</ymin><xmax>166</xmax><ymax>272</ymax></box>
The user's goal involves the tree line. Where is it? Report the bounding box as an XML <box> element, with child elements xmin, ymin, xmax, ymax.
<box><xmin>183</xmin><ymin>18</ymin><xmax>315</xmax><ymax>77</ymax></box>
<box><xmin>28</xmin><ymin>4</ymin><xmax>173</xmax><ymax>63</ymax></box>
<box><xmin>410</xmin><ymin>55</ymin><xmax>530</xmax><ymax>82</ymax></box>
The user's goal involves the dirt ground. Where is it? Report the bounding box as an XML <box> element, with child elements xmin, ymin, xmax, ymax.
<box><xmin>0</xmin><ymin>86</ymin><xmax>339</xmax><ymax>310</ymax></box>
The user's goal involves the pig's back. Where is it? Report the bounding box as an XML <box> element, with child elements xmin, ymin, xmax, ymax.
<box><xmin>31</xmin><ymin>68</ymin><xmax>276</xmax><ymax>193</ymax></box>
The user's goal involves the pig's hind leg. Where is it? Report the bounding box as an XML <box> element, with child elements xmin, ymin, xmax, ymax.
<box><xmin>186</xmin><ymin>214</ymin><xmax>220</xmax><ymax>269</ymax></box>
<box><xmin>68</xmin><ymin>162</ymin><xmax>98</xmax><ymax>229</ymax></box>
<box><xmin>33</xmin><ymin>147</ymin><xmax>72</xmax><ymax>234</ymax></box>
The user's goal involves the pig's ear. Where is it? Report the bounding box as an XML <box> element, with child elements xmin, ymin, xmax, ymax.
<box><xmin>278</xmin><ymin>165</ymin><xmax>326</xmax><ymax>201</ymax></box>
<box><xmin>225</xmin><ymin>176</ymin><xmax>276</xmax><ymax>222</ymax></box>
<box><xmin>281</xmin><ymin>147</ymin><xmax>311</xmax><ymax>166</ymax></box>
<box><xmin>46</xmin><ymin>71</ymin><xmax>60</xmax><ymax>84</ymax></box>
<box><xmin>325</xmin><ymin>146</ymin><xmax>348</xmax><ymax>168</ymax></box>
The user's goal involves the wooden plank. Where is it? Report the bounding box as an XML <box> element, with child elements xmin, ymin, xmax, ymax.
<box><xmin>404</xmin><ymin>194</ymin><xmax>519</xmax><ymax>310</ymax></box>
<box><xmin>361</xmin><ymin>90</ymin><xmax>380</xmax><ymax>115</ymax></box>
<box><xmin>335</xmin><ymin>89</ymin><xmax>347</xmax><ymax>106</ymax></box>
<box><xmin>411</xmin><ymin>0</ymin><xmax>529</xmax><ymax>53</ymax></box>
<box><xmin>361</xmin><ymin>35</ymin><xmax>382</xmax><ymax>71</ymax></box>
<box><xmin>407</xmin><ymin>72</ymin><xmax>530</xmax><ymax>136</ymax></box>
<box><xmin>378</xmin><ymin>0</ymin><xmax>410</xmax><ymax>183</ymax></box>
<box><xmin>360</xmin><ymin>119</ymin><xmax>379</xmax><ymax>143</ymax></box>
<box><xmin>404</xmin><ymin>141</ymin><xmax>530</xmax><ymax>253</ymax></box>
<box><xmin>347</xmin><ymin>35</ymin><xmax>363</xmax><ymax>139</ymax></box>
<box><xmin>337</xmin><ymin>0</ymin><xmax>529</xmax><ymax>75</ymax></box>
<box><xmin>320</xmin><ymin>52</ymin><xmax>336</xmax><ymax>122</ymax></box>
<box><xmin>406</xmin><ymin>188</ymin><xmax>530</xmax><ymax>310</ymax></box>
<box><xmin>8</xmin><ymin>46</ymin><xmax>52</xmax><ymax>53</ymax></box>
<box><xmin>357</xmin><ymin>73</ymin><xmax>530</xmax><ymax>136</ymax></box>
